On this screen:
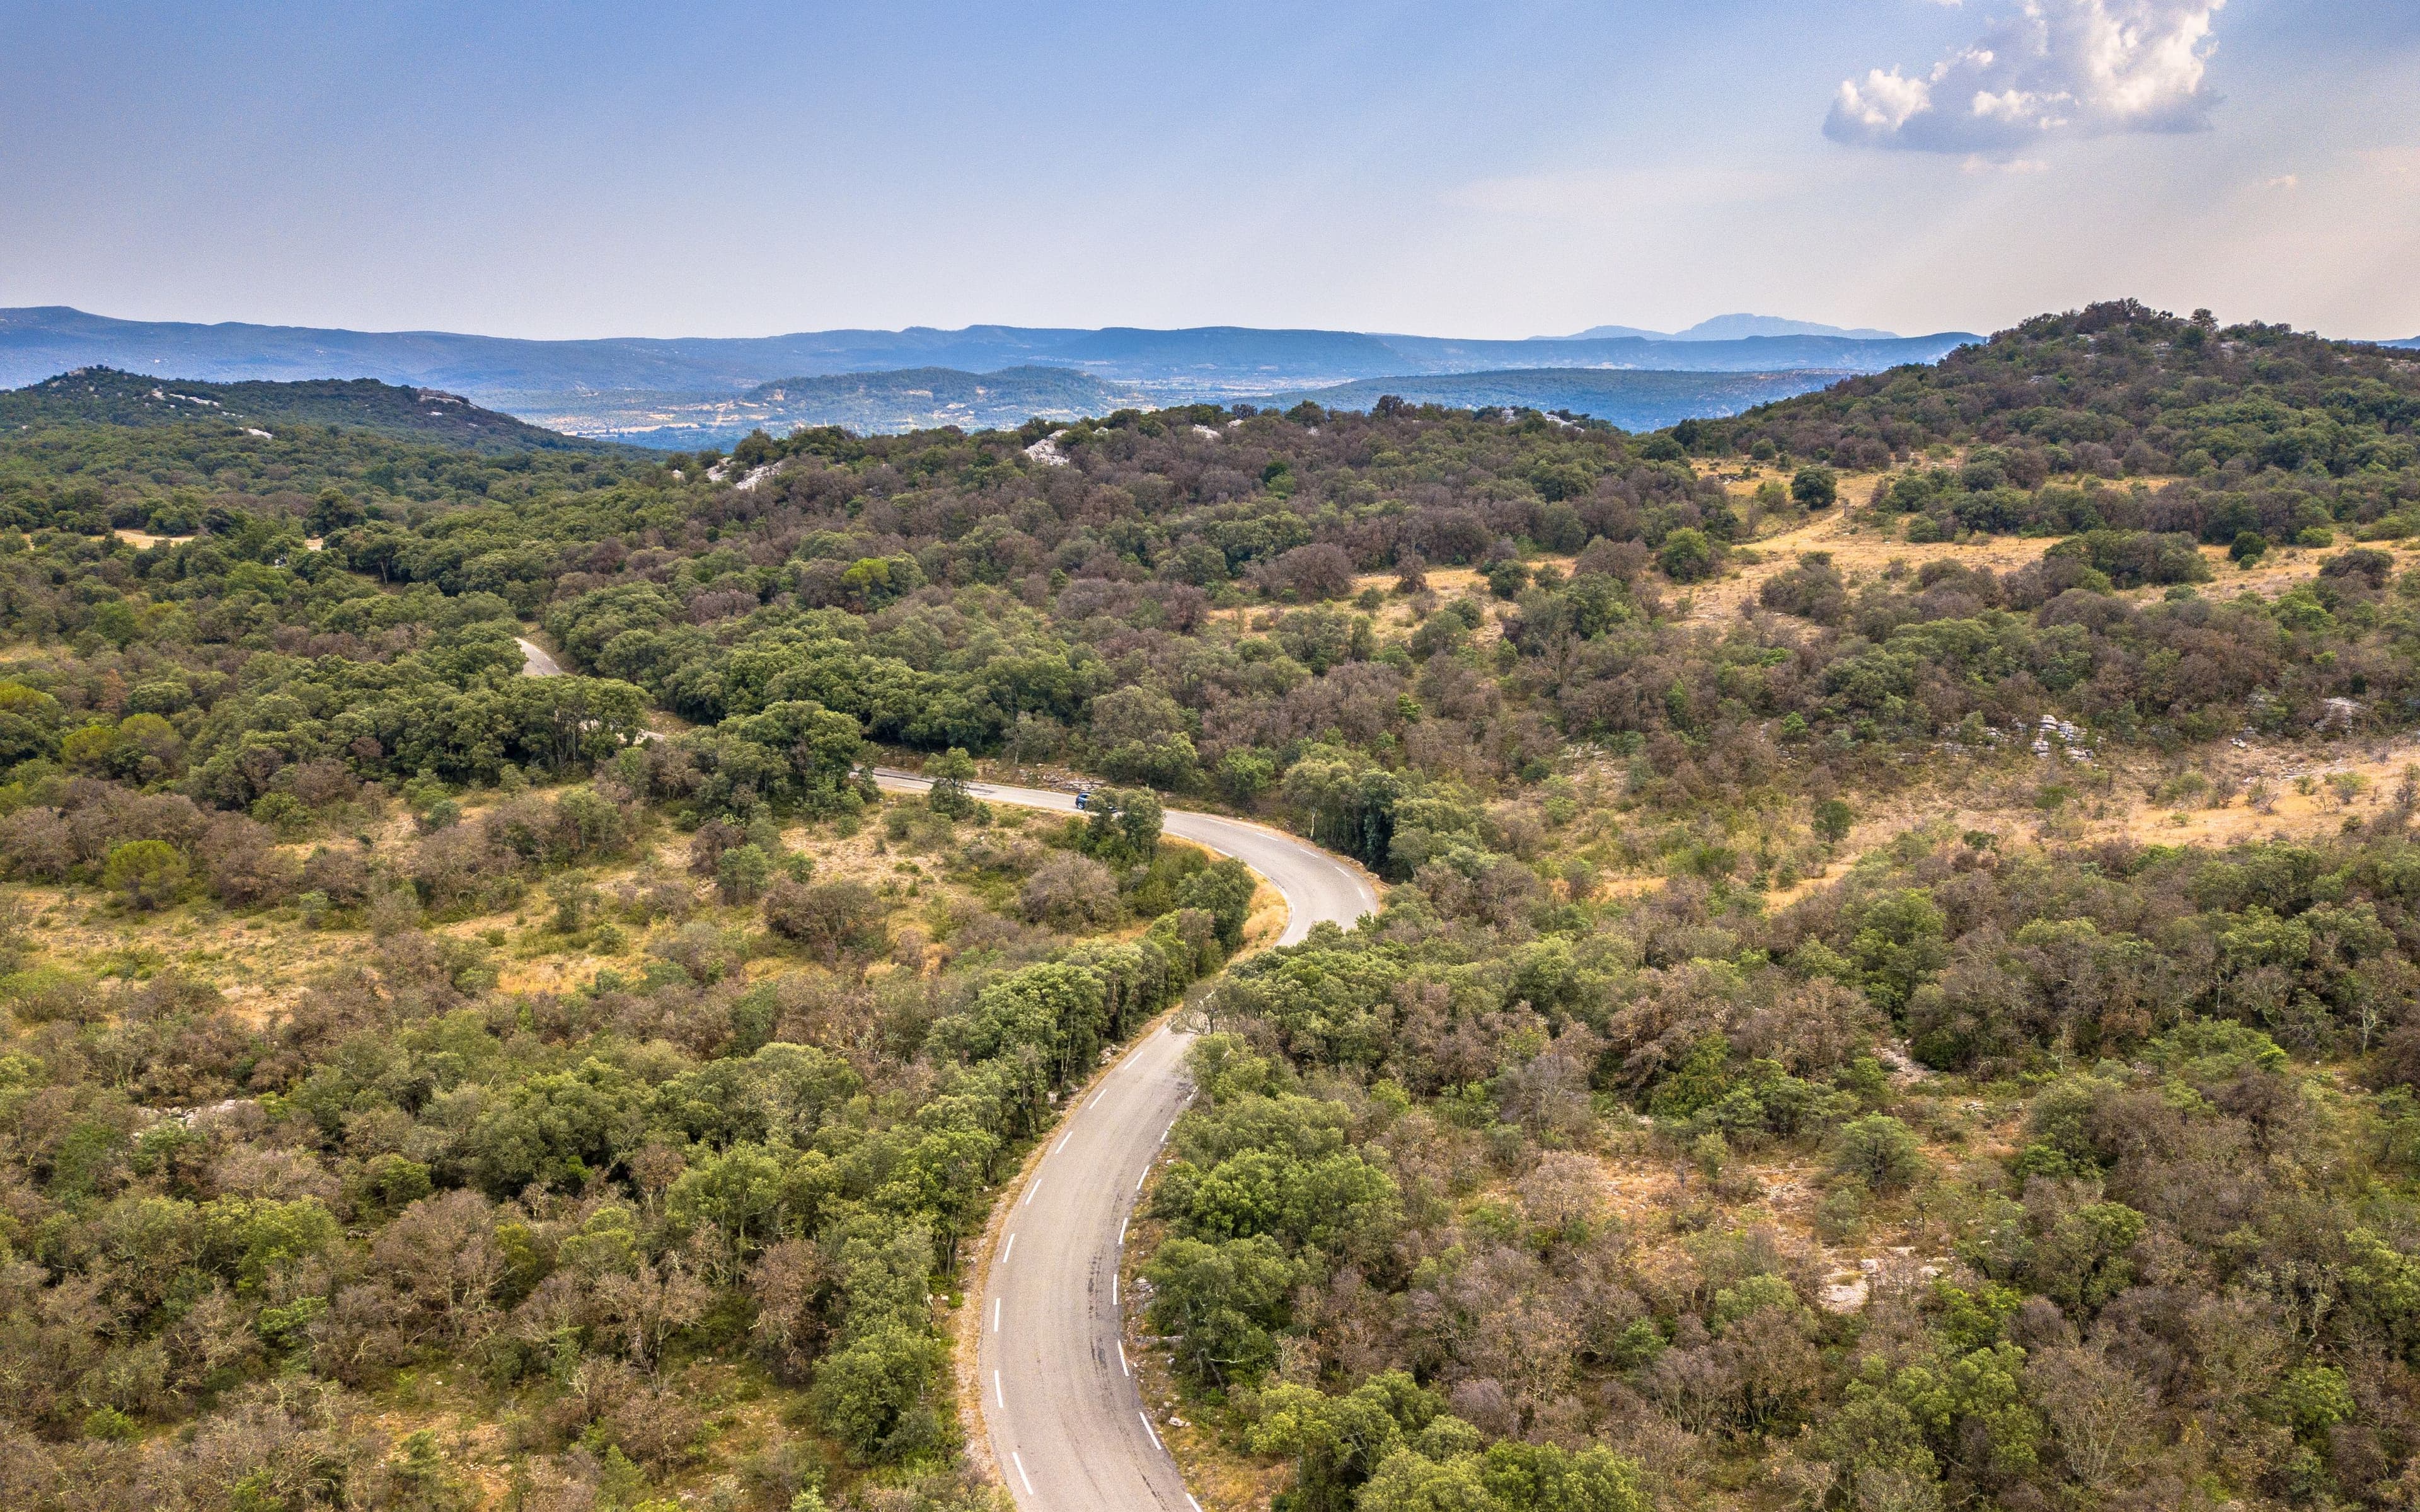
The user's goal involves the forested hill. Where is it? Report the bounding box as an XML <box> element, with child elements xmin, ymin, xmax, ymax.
<box><xmin>2</xmin><ymin>367</ymin><xmax>619</xmax><ymax>454</ymax></box>
<box><xmin>7</xmin><ymin>301</ymin><xmax>2420</xmax><ymax>1511</ymax></box>
<box><xmin>1708</xmin><ymin>300</ymin><xmax>2420</xmax><ymax>479</ymax></box>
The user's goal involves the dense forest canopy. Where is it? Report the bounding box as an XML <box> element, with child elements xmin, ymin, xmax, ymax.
<box><xmin>0</xmin><ymin>301</ymin><xmax>2417</xmax><ymax>1511</ymax></box>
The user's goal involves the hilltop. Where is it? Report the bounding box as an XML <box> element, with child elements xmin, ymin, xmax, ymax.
<box><xmin>1</xmin><ymin>367</ymin><xmax>617</xmax><ymax>454</ymax></box>
<box><xmin>1247</xmin><ymin>366</ymin><xmax>1852</xmax><ymax>429</ymax></box>
<box><xmin>1557</xmin><ymin>312</ymin><xmax>1901</xmax><ymax>341</ymax></box>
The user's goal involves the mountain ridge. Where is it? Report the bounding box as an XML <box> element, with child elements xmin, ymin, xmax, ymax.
<box><xmin>0</xmin><ymin>307</ymin><xmax>1978</xmax><ymax>430</ymax></box>
<box><xmin>1553</xmin><ymin>312</ymin><xmax>1901</xmax><ymax>341</ymax></box>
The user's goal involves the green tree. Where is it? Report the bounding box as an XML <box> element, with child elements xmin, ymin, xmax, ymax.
<box><xmin>1143</xmin><ymin>1234</ymin><xmax>1299</xmax><ymax>1385</ymax></box>
<box><xmin>1252</xmin><ymin>1372</ymin><xmax>1440</xmax><ymax>1512</ymax></box>
<box><xmin>1657</xmin><ymin>528</ymin><xmax>1719</xmax><ymax>583</ymax></box>
<box><xmin>103</xmin><ymin>839</ymin><xmax>188</xmax><ymax>910</ymax></box>
<box><xmin>808</xmin><ymin>1320</ymin><xmax>947</xmax><ymax>1462</ymax></box>
<box><xmin>1177</xmin><ymin>859</ymin><xmax>1259</xmax><ymax>951</ymax></box>
<box><xmin>1792</xmin><ymin>465</ymin><xmax>1839</xmax><ymax>508</ymax></box>
<box><xmin>717</xmin><ymin>844</ymin><xmax>775</xmax><ymax>904</ymax></box>
<box><xmin>1832</xmin><ymin>1115</ymin><xmax>1927</xmax><ymax>1191</ymax></box>
<box><xmin>1850</xmin><ymin>889</ymin><xmax>1949</xmax><ymax>1015</ymax></box>
<box><xmin>926</xmin><ymin>747</ymin><xmax>979</xmax><ymax>818</ymax></box>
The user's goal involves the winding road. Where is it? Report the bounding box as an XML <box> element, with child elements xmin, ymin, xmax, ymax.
<box><xmin>517</xmin><ymin>619</ymin><xmax>1376</xmax><ymax>1507</ymax></box>
<box><xmin>873</xmin><ymin>769</ymin><xmax>1377</xmax><ymax>1511</ymax></box>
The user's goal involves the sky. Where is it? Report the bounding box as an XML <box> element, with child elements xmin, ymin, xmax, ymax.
<box><xmin>0</xmin><ymin>1</ymin><xmax>2412</xmax><ymax>342</ymax></box>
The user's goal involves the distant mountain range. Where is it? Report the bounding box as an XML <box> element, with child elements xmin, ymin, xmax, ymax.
<box><xmin>1552</xmin><ymin>314</ymin><xmax>1901</xmax><ymax>341</ymax></box>
<box><xmin>557</xmin><ymin>364</ymin><xmax>1868</xmax><ymax>445</ymax></box>
<box><xmin>2383</xmin><ymin>336</ymin><xmax>2420</xmax><ymax>350</ymax></box>
<box><xmin>0</xmin><ymin>306</ymin><xmax>1978</xmax><ymax>440</ymax></box>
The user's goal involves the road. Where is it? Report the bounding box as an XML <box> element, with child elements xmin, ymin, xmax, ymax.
<box><xmin>873</xmin><ymin>769</ymin><xmax>1377</xmax><ymax>1511</ymax></box>
<box><xmin>517</xmin><ymin>636</ymin><xmax>566</xmax><ymax>677</ymax></box>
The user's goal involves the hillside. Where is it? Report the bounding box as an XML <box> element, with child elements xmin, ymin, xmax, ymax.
<box><xmin>538</xmin><ymin>365</ymin><xmax>1149</xmax><ymax>445</ymax></box>
<box><xmin>1252</xmin><ymin>366</ymin><xmax>1853</xmax><ymax>428</ymax></box>
<box><xmin>4</xmin><ymin>302</ymin><xmax>2420</xmax><ymax>1512</ymax></box>
<box><xmin>1</xmin><ymin>367</ymin><xmax>617</xmax><ymax>454</ymax></box>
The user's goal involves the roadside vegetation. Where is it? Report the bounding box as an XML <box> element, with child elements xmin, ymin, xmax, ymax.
<box><xmin>0</xmin><ymin>300</ymin><xmax>2416</xmax><ymax>1509</ymax></box>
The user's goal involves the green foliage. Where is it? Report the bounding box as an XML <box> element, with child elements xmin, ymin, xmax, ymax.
<box><xmin>1790</xmin><ymin>466</ymin><xmax>1838</xmax><ymax>508</ymax></box>
<box><xmin>1250</xmin><ymin>1371</ymin><xmax>1442</xmax><ymax>1511</ymax></box>
<box><xmin>926</xmin><ymin>746</ymin><xmax>979</xmax><ymax>818</ymax></box>
<box><xmin>1831</xmin><ymin>1114</ymin><xmax>1927</xmax><ymax>1191</ymax></box>
<box><xmin>1144</xmin><ymin>1234</ymin><xmax>1299</xmax><ymax>1386</ymax></box>
<box><xmin>809</xmin><ymin>1320</ymin><xmax>949</xmax><ymax>1462</ymax></box>
<box><xmin>1656</xmin><ymin>527</ymin><xmax>1719</xmax><ymax>583</ymax></box>
<box><xmin>101</xmin><ymin>837</ymin><xmax>187</xmax><ymax>908</ymax></box>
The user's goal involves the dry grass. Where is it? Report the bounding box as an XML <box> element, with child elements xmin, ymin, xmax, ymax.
<box><xmin>1670</xmin><ymin>501</ymin><xmax>2045</xmax><ymax>627</ymax></box>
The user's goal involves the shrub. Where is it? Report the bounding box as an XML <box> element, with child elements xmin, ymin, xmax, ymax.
<box><xmin>103</xmin><ymin>839</ymin><xmax>188</xmax><ymax>909</ymax></box>
<box><xmin>1791</xmin><ymin>466</ymin><xmax>1838</xmax><ymax>508</ymax></box>
<box><xmin>1831</xmin><ymin>1114</ymin><xmax>1926</xmax><ymax>1191</ymax></box>
<box><xmin>1657</xmin><ymin>529</ymin><xmax>1719</xmax><ymax>584</ymax></box>
<box><xmin>764</xmin><ymin>879</ymin><xmax>883</xmax><ymax>964</ymax></box>
<box><xmin>1019</xmin><ymin>853</ymin><xmax>1123</xmax><ymax>932</ymax></box>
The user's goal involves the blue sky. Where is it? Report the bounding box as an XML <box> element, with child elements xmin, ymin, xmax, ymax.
<box><xmin>1</xmin><ymin>1</ymin><xmax>2412</xmax><ymax>340</ymax></box>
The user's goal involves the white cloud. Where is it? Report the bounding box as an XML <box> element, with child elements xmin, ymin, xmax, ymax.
<box><xmin>1826</xmin><ymin>0</ymin><xmax>2227</xmax><ymax>155</ymax></box>
<box><xmin>2260</xmin><ymin>174</ymin><xmax>2298</xmax><ymax>190</ymax></box>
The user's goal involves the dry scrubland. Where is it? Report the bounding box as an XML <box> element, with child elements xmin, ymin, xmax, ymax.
<box><xmin>8</xmin><ymin>306</ymin><xmax>2420</xmax><ymax>1511</ymax></box>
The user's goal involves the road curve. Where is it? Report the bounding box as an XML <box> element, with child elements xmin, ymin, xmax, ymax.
<box><xmin>517</xmin><ymin>636</ymin><xmax>566</xmax><ymax>677</ymax></box>
<box><xmin>873</xmin><ymin>769</ymin><xmax>1376</xmax><ymax>1511</ymax></box>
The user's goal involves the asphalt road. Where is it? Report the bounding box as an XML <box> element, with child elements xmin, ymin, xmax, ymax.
<box><xmin>873</xmin><ymin>768</ymin><xmax>1377</xmax><ymax>1511</ymax></box>
<box><xmin>516</xmin><ymin>636</ymin><xmax>566</xmax><ymax>677</ymax></box>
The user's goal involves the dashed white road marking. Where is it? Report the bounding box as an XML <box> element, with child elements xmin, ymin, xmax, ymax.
<box><xmin>1013</xmin><ymin>1452</ymin><xmax>1035</xmax><ymax>1496</ymax></box>
<box><xmin>1025</xmin><ymin>1174</ymin><xmax>1044</xmax><ymax>1206</ymax></box>
<box><xmin>994</xmin><ymin>1372</ymin><xmax>1005</xmax><ymax>1409</ymax></box>
<box><xmin>1117</xmin><ymin>1340</ymin><xmax>1129</xmax><ymax>1376</ymax></box>
<box><xmin>1139</xmin><ymin>1411</ymin><xmax>1161</xmax><ymax>1450</ymax></box>
<box><xmin>1002</xmin><ymin>1234</ymin><xmax>1015</xmax><ymax>1264</ymax></box>
<box><xmin>993</xmin><ymin>1298</ymin><xmax>1001</xmax><ymax>1332</ymax></box>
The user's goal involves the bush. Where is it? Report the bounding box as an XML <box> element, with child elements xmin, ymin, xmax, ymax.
<box><xmin>1019</xmin><ymin>853</ymin><xmax>1123</xmax><ymax>932</ymax></box>
<box><xmin>809</xmin><ymin>1322</ymin><xmax>948</xmax><ymax>1462</ymax></box>
<box><xmin>717</xmin><ymin>844</ymin><xmax>775</xmax><ymax>904</ymax></box>
<box><xmin>764</xmin><ymin>879</ymin><xmax>883</xmax><ymax>963</ymax></box>
<box><xmin>1831</xmin><ymin>1114</ymin><xmax>1926</xmax><ymax>1191</ymax></box>
<box><xmin>1657</xmin><ymin>529</ymin><xmax>1719</xmax><ymax>584</ymax></box>
<box><xmin>103</xmin><ymin>839</ymin><xmax>187</xmax><ymax>909</ymax></box>
<box><xmin>1483</xmin><ymin>558</ymin><xmax>1530</xmax><ymax>599</ymax></box>
<box><xmin>1791</xmin><ymin>466</ymin><xmax>1838</xmax><ymax>508</ymax></box>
